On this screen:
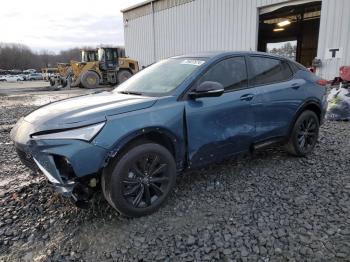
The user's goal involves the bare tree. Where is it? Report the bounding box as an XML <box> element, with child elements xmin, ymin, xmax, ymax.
<box><xmin>0</xmin><ymin>43</ymin><xmax>83</xmax><ymax>71</ymax></box>
<box><xmin>268</xmin><ymin>42</ymin><xmax>297</xmax><ymax>60</ymax></box>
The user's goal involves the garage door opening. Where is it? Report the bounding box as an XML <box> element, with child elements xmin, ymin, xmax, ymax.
<box><xmin>258</xmin><ymin>1</ymin><xmax>322</xmax><ymax>67</ymax></box>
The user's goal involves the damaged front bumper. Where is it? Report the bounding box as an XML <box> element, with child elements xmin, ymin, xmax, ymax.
<box><xmin>33</xmin><ymin>157</ymin><xmax>76</xmax><ymax>196</ymax></box>
<box><xmin>11</xmin><ymin>119</ymin><xmax>108</xmax><ymax>203</ymax></box>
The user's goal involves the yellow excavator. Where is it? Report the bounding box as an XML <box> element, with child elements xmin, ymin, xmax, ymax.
<box><xmin>50</xmin><ymin>49</ymin><xmax>97</xmax><ymax>88</ymax></box>
<box><xmin>65</xmin><ymin>47</ymin><xmax>138</xmax><ymax>89</ymax></box>
<box><xmin>51</xmin><ymin>47</ymin><xmax>139</xmax><ymax>89</ymax></box>
<box><xmin>53</xmin><ymin>49</ymin><xmax>98</xmax><ymax>88</ymax></box>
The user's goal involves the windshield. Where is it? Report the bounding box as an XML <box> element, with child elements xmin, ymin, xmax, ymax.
<box><xmin>82</xmin><ymin>51</ymin><xmax>97</xmax><ymax>62</ymax></box>
<box><xmin>115</xmin><ymin>58</ymin><xmax>207</xmax><ymax>96</ymax></box>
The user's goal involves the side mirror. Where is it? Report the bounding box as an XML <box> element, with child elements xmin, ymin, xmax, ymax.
<box><xmin>189</xmin><ymin>81</ymin><xmax>224</xmax><ymax>99</ymax></box>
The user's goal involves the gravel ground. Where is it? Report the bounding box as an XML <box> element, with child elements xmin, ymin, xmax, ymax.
<box><xmin>0</xmin><ymin>80</ymin><xmax>112</xmax><ymax>96</ymax></box>
<box><xmin>0</xmin><ymin>92</ymin><xmax>350</xmax><ymax>261</ymax></box>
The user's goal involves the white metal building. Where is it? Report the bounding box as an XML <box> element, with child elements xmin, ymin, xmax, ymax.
<box><xmin>121</xmin><ymin>0</ymin><xmax>350</xmax><ymax>79</ymax></box>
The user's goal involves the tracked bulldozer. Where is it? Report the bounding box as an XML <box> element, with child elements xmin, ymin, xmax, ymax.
<box><xmin>66</xmin><ymin>47</ymin><xmax>138</xmax><ymax>89</ymax></box>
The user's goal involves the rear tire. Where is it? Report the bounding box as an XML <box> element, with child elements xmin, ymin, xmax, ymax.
<box><xmin>80</xmin><ymin>71</ymin><xmax>99</xmax><ymax>89</ymax></box>
<box><xmin>102</xmin><ymin>143</ymin><xmax>176</xmax><ymax>217</ymax></box>
<box><xmin>285</xmin><ymin>110</ymin><xmax>319</xmax><ymax>157</ymax></box>
<box><xmin>117</xmin><ymin>70</ymin><xmax>132</xmax><ymax>84</ymax></box>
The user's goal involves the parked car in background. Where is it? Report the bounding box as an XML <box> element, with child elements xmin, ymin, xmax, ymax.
<box><xmin>27</xmin><ymin>73</ymin><xmax>43</xmax><ymax>81</ymax></box>
<box><xmin>15</xmin><ymin>75</ymin><xmax>24</xmax><ymax>81</ymax></box>
<box><xmin>19</xmin><ymin>74</ymin><xmax>28</xmax><ymax>81</ymax></box>
<box><xmin>0</xmin><ymin>75</ymin><xmax>23</xmax><ymax>82</ymax></box>
<box><xmin>23</xmin><ymin>69</ymin><xmax>37</xmax><ymax>74</ymax></box>
<box><xmin>11</xmin><ymin>51</ymin><xmax>328</xmax><ymax>217</ymax></box>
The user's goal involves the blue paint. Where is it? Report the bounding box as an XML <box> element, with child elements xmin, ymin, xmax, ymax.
<box><xmin>11</xmin><ymin>51</ymin><xmax>327</xmax><ymax>189</ymax></box>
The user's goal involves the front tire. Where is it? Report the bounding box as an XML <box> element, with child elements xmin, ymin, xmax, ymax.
<box><xmin>102</xmin><ymin>143</ymin><xmax>176</xmax><ymax>217</ymax></box>
<box><xmin>80</xmin><ymin>71</ymin><xmax>99</xmax><ymax>89</ymax></box>
<box><xmin>286</xmin><ymin>110</ymin><xmax>319</xmax><ymax>156</ymax></box>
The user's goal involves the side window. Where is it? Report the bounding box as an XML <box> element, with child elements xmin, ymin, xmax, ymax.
<box><xmin>198</xmin><ymin>57</ymin><xmax>248</xmax><ymax>91</ymax></box>
<box><xmin>250</xmin><ymin>57</ymin><xmax>293</xmax><ymax>86</ymax></box>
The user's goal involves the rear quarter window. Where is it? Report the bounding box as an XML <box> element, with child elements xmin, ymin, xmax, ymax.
<box><xmin>288</xmin><ymin>61</ymin><xmax>308</xmax><ymax>73</ymax></box>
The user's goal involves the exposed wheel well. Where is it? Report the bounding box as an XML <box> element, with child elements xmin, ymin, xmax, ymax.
<box><xmin>303</xmin><ymin>103</ymin><xmax>321</xmax><ymax>122</ymax></box>
<box><xmin>288</xmin><ymin>102</ymin><xmax>321</xmax><ymax>138</ymax></box>
<box><xmin>115</xmin><ymin>132</ymin><xmax>176</xmax><ymax>161</ymax></box>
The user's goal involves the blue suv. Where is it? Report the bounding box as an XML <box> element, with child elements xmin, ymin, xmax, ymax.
<box><xmin>11</xmin><ymin>52</ymin><xmax>328</xmax><ymax>217</ymax></box>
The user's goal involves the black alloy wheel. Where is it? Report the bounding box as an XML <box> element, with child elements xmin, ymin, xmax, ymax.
<box><xmin>122</xmin><ymin>153</ymin><xmax>170</xmax><ymax>208</ymax></box>
<box><xmin>102</xmin><ymin>143</ymin><xmax>176</xmax><ymax>217</ymax></box>
<box><xmin>286</xmin><ymin>110</ymin><xmax>320</xmax><ymax>156</ymax></box>
<box><xmin>296</xmin><ymin>116</ymin><xmax>318</xmax><ymax>153</ymax></box>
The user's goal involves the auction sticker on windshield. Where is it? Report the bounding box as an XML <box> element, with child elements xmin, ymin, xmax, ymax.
<box><xmin>181</xmin><ymin>59</ymin><xmax>206</xmax><ymax>66</ymax></box>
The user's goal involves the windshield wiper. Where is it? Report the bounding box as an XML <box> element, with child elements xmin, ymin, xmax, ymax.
<box><xmin>119</xmin><ymin>91</ymin><xmax>143</xmax><ymax>96</ymax></box>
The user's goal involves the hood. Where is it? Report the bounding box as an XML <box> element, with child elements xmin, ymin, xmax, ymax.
<box><xmin>24</xmin><ymin>91</ymin><xmax>157</xmax><ymax>129</ymax></box>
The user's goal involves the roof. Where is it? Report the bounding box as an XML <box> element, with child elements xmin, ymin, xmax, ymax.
<box><xmin>172</xmin><ymin>51</ymin><xmax>229</xmax><ymax>59</ymax></box>
<box><xmin>121</xmin><ymin>0</ymin><xmax>194</xmax><ymax>20</ymax></box>
<box><xmin>121</xmin><ymin>0</ymin><xmax>155</xmax><ymax>13</ymax></box>
<box><xmin>174</xmin><ymin>51</ymin><xmax>281</xmax><ymax>58</ymax></box>
<box><xmin>81</xmin><ymin>48</ymin><xmax>97</xmax><ymax>52</ymax></box>
<box><xmin>172</xmin><ymin>51</ymin><xmax>299</xmax><ymax>64</ymax></box>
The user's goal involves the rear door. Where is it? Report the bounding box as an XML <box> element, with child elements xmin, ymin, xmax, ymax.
<box><xmin>247</xmin><ymin>55</ymin><xmax>305</xmax><ymax>141</ymax></box>
<box><xmin>185</xmin><ymin>56</ymin><xmax>257</xmax><ymax>167</ymax></box>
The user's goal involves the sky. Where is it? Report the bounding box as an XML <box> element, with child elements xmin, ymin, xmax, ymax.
<box><xmin>0</xmin><ymin>0</ymin><xmax>144</xmax><ymax>53</ymax></box>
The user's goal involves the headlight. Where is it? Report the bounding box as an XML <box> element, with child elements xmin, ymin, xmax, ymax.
<box><xmin>31</xmin><ymin>122</ymin><xmax>105</xmax><ymax>141</ymax></box>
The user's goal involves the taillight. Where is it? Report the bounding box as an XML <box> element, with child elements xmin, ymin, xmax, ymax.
<box><xmin>340</xmin><ymin>66</ymin><xmax>350</xmax><ymax>81</ymax></box>
<box><xmin>308</xmin><ymin>67</ymin><xmax>315</xmax><ymax>73</ymax></box>
<box><xmin>316</xmin><ymin>79</ymin><xmax>328</xmax><ymax>86</ymax></box>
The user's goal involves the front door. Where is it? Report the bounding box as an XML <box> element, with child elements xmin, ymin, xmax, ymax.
<box><xmin>184</xmin><ymin>56</ymin><xmax>256</xmax><ymax>168</ymax></box>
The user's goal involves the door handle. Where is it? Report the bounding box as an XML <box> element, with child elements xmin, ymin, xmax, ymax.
<box><xmin>240</xmin><ymin>94</ymin><xmax>254</xmax><ymax>101</ymax></box>
<box><xmin>291</xmin><ymin>83</ymin><xmax>300</xmax><ymax>89</ymax></box>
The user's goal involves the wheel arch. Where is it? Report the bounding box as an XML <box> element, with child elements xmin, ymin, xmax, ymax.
<box><xmin>288</xmin><ymin>99</ymin><xmax>322</xmax><ymax>137</ymax></box>
<box><xmin>104</xmin><ymin>127</ymin><xmax>185</xmax><ymax>171</ymax></box>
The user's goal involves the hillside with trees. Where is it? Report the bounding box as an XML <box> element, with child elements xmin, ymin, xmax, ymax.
<box><xmin>0</xmin><ymin>43</ymin><xmax>82</xmax><ymax>70</ymax></box>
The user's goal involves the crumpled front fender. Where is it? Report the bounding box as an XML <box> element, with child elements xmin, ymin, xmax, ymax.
<box><xmin>27</xmin><ymin>138</ymin><xmax>108</xmax><ymax>178</ymax></box>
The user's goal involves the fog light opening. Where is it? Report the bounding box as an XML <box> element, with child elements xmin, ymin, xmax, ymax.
<box><xmin>53</xmin><ymin>155</ymin><xmax>75</xmax><ymax>182</ymax></box>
